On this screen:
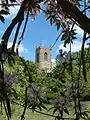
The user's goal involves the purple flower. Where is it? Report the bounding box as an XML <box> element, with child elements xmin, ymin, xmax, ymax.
<box><xmin>27</xmin><ymin>83</ymin><xmax>44</xmax><ymax>108</ymax></box>
<box><xmin>27</xmin><ymin>83</ymin><xmax>43</xmax><ymax>99</ymax></box>
<box><xmin>0</xmin><ymin>70</ymin><xmax>14</xmax><ymax>88</ymax></box>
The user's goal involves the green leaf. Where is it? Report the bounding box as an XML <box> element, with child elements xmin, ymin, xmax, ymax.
<box><xmin>72</xmin><ymin>36</ymin><xmax>77</xmax><ymax>39</ymax></box>
<box><xmin>72</xmin><ymin>30</ymin><xmax>77</xmax><ymax>35</ymax></box>
<box><xmin>81</xmin><ymin>112</ymin><xmax>88</xmax><ymax>118</ymax></box>
<box><xmin>61</xmin><ymin>34</ymin><xmax>67</xmax><ymax>40</ymax></box>
<box><xmin>41</xmin><ymin>104</ymin><xmax>47</xmax><ymax>110</ymax></box>
<box><xmin>52</xmin><ymin>16</ymin><xmax>56</xmax><ymax>24</ymax></box>
<box><xmin>0</xmin><ymin>15</ymin><xmax>5</xmax><ymax>23</ymax></box>
<box><xmin>57</xmin><ymin>24</ymin><xmax>60</xmax><ymax>31</ymax></box>
<box><xmin>64</xmin><ymin>108</ymin><xmax>69</xmax><ymax>115</ymax></box>
<box><xmin>37</xmin><ymin>105</ymin><xmax>42</xmax><ymax>111</ymax></box>
<box><xmin>0</xmin><ymin>10</ymin><xmax>9</xmax><ymax>15</ymax></box>
<box><xmin>5</xmin><ymin>95</ymin><xmax>11</xmax><ymax>118</ymax></box>
<box><xmin>53</xmin><ymin>108</ymin><xmax>58</xmax><ymax>114</ymax></box>
<box><xmin>50</xmin><ymin>16</ymin><xmax>56</xmax><ymax>25</ymax></box>
<box><xmin>48</xmin><ymin>107</ymin><xmax>55</xmax><ymax>111</ymax></box>
<box><xmin>32</xmin><ymin>105</ymin><xmax>35</xmax><ymax>112</ymax></box>
<box><xmin>64</xmin><ymin>40</ymin><xmax>67</xmax><ymax>47</ymax></box>
<box><xmin>50</xmin><ymin>18</ymin><xmax>53</xmax><ymax>25</ymax></box>
<box><xmin>46</xmin><ymin>15</ymin><xmax>51</xmax><ymax>20</ymax></box>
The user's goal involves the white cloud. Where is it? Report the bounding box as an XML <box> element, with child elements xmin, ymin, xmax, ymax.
<box><xmin>51</xmin><ymin>58</ymin><xmax>56</xmax><ymax>68</ymax></box>
<box><xmin>57</xmin><ymin>24</ymin><xmax>90</xmax><ymax>53</ymax></box>
<box><xmin>7</xmin><ymin>42</ymin><xmax>28</xmax><ymax>54</ymax></box>
<box><xmin>0</xmin><ymin>0</ymin><xmax>20</xmax><ymax>18</ymax></box>
<box><xmin>51</xmin><ymin>58</ymin><xmax>55</xmax><ymax>63</ymax></box>
<box><xmin>6</xmin><ymin>6</ymin><xmax>20</xmax><ymax>19</ymax></box>
<box><xmin>0</xmin><ymin>40</ymin><xmax>28</xmax><ymax>55</ymax></box>
<box><xmin>0</xmin><ymin>6</ymin><xmax>20</xmax><ymax>19</ymax></box>
<box><xmin>18</xmin><ymin>44</ymin><xmax>28</xmax><ymax>54</ymax></box>
<box><xmin>57</xmin><ymin>40</ymin><xmax>88</xmax><ymax>53</ymax></box>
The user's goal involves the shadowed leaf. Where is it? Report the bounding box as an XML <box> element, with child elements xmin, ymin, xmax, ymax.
<box><xmin>64</xmin><ymin>108</ymin><xmax>69</xmax><ymax>115</ymax></box>
<box><xmin>0</xmin><ymin>10</ymin><xmax>9</xmax><ymax>15</ymax></box>
<box><xmin>0</xmin><ymin>15</ymin><xmax>5</xmax><ymax>23</ymax></box>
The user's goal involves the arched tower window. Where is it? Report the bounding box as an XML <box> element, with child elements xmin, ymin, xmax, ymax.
<box><xmin>44</xmin><ymin>52</ymin><xmax>48</xmax><ymax>61</ymax></box>
<box><xmin>36</xmin><ymin>52</ymin><xmax>39</xmax><ymax>62</ymax></box>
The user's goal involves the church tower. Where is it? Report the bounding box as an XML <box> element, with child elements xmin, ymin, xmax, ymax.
<box><xmin>35</xmin><ymin>46</ymin><xmax>51</xmax><ymax>72</ymax></box>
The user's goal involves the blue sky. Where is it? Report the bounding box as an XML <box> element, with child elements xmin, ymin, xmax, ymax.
<box><xmin>0</xmin><ymin>6</ymin><xmax>61</xmax><ymax>62</ymax></box>
<box><xmin>0</xmin><ymin>5</ymin><xmax>90</xmax><ymax>62</ymax></box>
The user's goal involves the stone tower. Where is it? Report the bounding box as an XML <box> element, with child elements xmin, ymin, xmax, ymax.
<box><xmin>35</xmin><ymin>46</ymin><xmax>51</xmax><ymax>72</ymax></box>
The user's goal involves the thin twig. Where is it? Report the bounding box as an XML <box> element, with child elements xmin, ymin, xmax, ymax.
<box><xmin>77</xmin><ymin>52</ymin><xmax>82</xmax><ymax>115</ymax></box>
<box><xmin>12</xmin><ymin>21</ymin><xmax>22</xmax><ymax>51</ymax></box>
<box><xmin>69</xmin><ymin>23</ymin><xmax>79</xmax><ymax>119</ymax></box>
<box><xmin>20</xmin><ymin>87</ymin><xmax>28</xmax><ymax>120</ymax></box>
<box><xmin>50</xmin><ymin>32</ymin><xmax>62</xmax><ymax>50</ymax></box>
<box><xmin>3</xmin><ymin>101</ymin><xmax>10</xmax><ymax>120</ymax></box>
<box><xmin>0</xmin><ymin>3</ymin><xmax>20</xmax><ymax>6</ymax></box>
<box><xmin>81</xmin><ymin>33</ymin><xmax>87</xmax><ymax>82</ymax></box>
<box><xmin>16</xmin><ymin>10</ymin><xmax>29</xmax><ymax>55</ymax></box>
